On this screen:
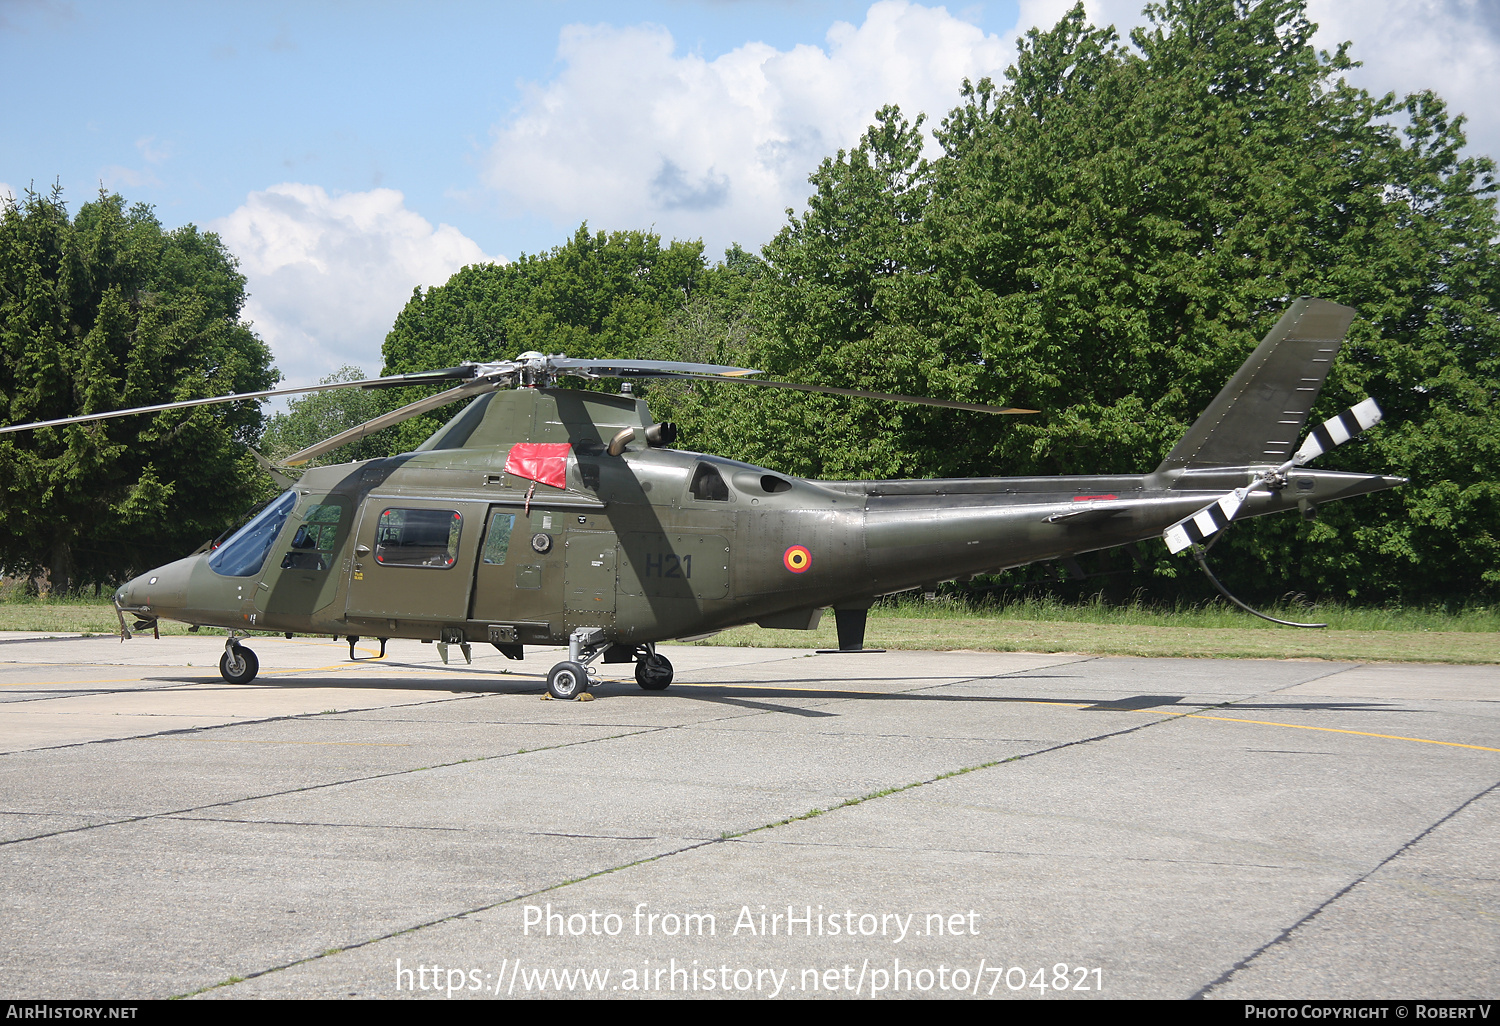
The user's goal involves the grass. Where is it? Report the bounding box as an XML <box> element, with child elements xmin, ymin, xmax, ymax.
<box><xmin>1</xmin><ymin>591</ymin><xmax>1495</xmax><ymax>664</ymax></box>
<box><xmin>0</xmin><ymin>592</ymin><xmax>199</xmax><ymax>635</ymax></box>
<box><xmin>821</xmin><ymin>591</ymin><xmax>1499</xmax><ymax>630</ymax></box>
<box><xmin>692</xmin><ymin>594</ymin><xmax>1500</xmax><ymax>664</ymax></box>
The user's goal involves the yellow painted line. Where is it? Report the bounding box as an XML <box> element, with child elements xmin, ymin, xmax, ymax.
<box><xmin>12</xmin><ymin>659</ymin><xmax>1487</xmax><ymax>754</ymax></box>
<box><xmin>667</xmin><ymin>682</ymin><xmax>1092</xmax><ymax>703</ymax></box>
<box><xmin>3</xmin><ymin>677</ymin><xmax>148</xmax><ymax>688</ymax></box>
<box><xmin>0</xmin><ymin>663</ymin><xmax>547</xmax><ymax>689</ymax></box>
<box><xmin>259</xmin><ymin>661</ymin><xmax>387</xmax><ymax>677</ymax></box>
<box><xmin>1152</xmin><ymin>709</ymin><xmax>1500</xmax><ymax>753</ymax></box>
<box><xmin>0</xmin><ymin>661</ymin><xmax>393</xmax><ymax>688</ymax></box>
<box><xmin>671</xmin><ymin>682</ymin><xmax>898</xmax><ymax>696</ymax></box>
<box><xmin>260</xmin><ymin>662</ymin><xmax>549</xmax><ymax>683</ymax></box>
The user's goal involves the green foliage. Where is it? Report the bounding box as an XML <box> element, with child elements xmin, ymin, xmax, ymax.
<box><xmin>0</xmin><ymin>186</ymin><xmax>278</xmax><ymax>592</ymax></box>
<box><xmin>378</xmin><ymin>225</ymin><xmax>707</xmax><ymax>452</ymax></box>
<box><xmin>707</xmin><ymin>0</ymin><xmax>1499</xmax><ymax>604</ymax></box>
<box><xmin>629</xmin><ymin>244</ymin><xmax>771</xmax><ymax>433</ymax></box>
<box><xmin>260</xmin><ymin>365</ymin><xmax>387</xmax><ymax>466</ymax></box>
<box><xmin>372</xmin><ymin>0</ymin><xmax>1499</xmax><ymax>605</ymax></box>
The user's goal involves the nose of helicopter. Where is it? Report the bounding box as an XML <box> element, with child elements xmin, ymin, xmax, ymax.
<box><xmin>115</xmin><ymin>556</ymin><xmax>195</xmax><ymax>620</ymax></box>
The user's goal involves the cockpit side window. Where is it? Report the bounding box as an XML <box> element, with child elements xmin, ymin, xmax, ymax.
<box><xmin>208</xmin><ymin>490</ymin><xmax>297</xmax><ymax>577</ymax></box>
<box><xmin>689</xmin><ymin>463</ymin><xmax>730</xmax><ymax>501</ymax></box>
<box><xmin>481</xmin><ymin>512</ymin><xmax>516</xmax><ymax>565</ymax></box>
<box><xmin>281</xmin><ymin>500</ymin><xmax>346</xmax><ymax>571</ymax></box>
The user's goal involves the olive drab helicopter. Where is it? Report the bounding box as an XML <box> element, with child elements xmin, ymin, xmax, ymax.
<box><xmin>1</xmin><ymin>298</ymin><xmax>1404</xmax><ymax>699</ymax></box>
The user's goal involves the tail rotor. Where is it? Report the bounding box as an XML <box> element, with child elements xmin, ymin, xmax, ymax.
<box><xmin>1160</xmin><ymin>397</ymin><xmax>1386</xmax><ymax>629</ymax></box>
<box><xmin>1163</xmin><ymin>398</ymin><xmax>1384</xmax><ymax>555</ymax></box>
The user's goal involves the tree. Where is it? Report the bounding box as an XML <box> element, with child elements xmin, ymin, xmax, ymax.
<box><xmin>733</xmin><ymin>0</ymin><xmax>1500</xmax><ymax>604</ymax></box>
<box><xmin>627</xmin><ymin>243</ymin><xmax>771</xmax><ymax>440</ymax></box>
<box><xmin>377</xmin><ymin>224</ymin><xmax>707</xmax><ymax>453</ymax></box>
<box><xmin>365</xmin><ymin>0</ymin><xmax>1499</xmax><ymax>603</ymax></box>
<box><xmin>0</xmin><ymin>186</ymin><xmax>278</xmax><ymax>593</ymax></box>
<box><xmin>678</xmin><ymin>108</ymin><xmax>963</xmax><ymax>479</ymax></box>
<box><xmin>260</xmin><ymin>366</ymin><xmax>387</xmax><ymax>466</ymax></box>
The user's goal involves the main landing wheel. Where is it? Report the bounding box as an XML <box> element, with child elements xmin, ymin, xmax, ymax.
<box><xmin>220</xmin><ymin>644</ymin><xmax>259</xmax><ymax>685</ymax></box>
<box><xmin>635</xmin><ymin>653</ymin><xmax>673</xmax><ymax>690</ymax></box>
<box><xmin>547</xmin><ymin>661</ymin><xmax>590</xmax><ymax>700</ymax></box>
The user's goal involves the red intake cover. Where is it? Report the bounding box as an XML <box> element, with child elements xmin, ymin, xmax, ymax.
<box><xmin>504</xmin><ymin>443</ymin><xmax>572</xmax><ymax>489</ymax></box>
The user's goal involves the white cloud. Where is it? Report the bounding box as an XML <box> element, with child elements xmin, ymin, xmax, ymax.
<box><xmin>1019</xmin><ymin>1</ymin><xmax>1500</xmax><ymax>162</ymax></box>
<box><xmin>1306</xmin><ymin>0</ymin><xmax>1500</xmax><ymax>163</ymax></box>
<box><xmin>211</xmin><ymin>184</ymin><xmax>502</xmax><ymax>389</ymax></box>
<box><xmin>98</xmin><ymin>164</ymin><xmax>160</xmax><ymax>189</ymax></box>
<box><xmin>135</xmin><ymin>135</ymin><xmax>171</xmax><ymax>165</ymax></box>
<box><xmin>486</xmin><ymin>0</ymin><xmax>1015</xmax><ymax>255</ymax></box>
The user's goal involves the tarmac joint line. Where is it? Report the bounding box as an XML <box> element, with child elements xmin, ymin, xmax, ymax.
<box><xmin>173</xmin><ymin>834</ymin><xmax>726</xmax><ymax>1000</ymax></box>
<box><xmin>0</xmin><ymin>722</ymin><xmax>669</xmax><ymax>849</ymax></box>
<box><xmin>1190</xmin><ymin>776</ymin><xmax>1500</xmax><ymax>1000</ymax></box>
<box><xmin>173</xmin><ymin>688</ymin><xmax>1190</xmax><ymax>999</ymax></box>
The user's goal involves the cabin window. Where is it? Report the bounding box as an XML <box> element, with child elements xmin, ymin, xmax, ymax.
<box><xmin>481</xmin><ymin>512</ymin><xmax>516</xmax><ymax>565</ymax></box>
<box><xmin>281</xmin><ymin>501</ymin><xmax>345</xmax><ymax>571</ymax></box>
<box><xmin>374</xmin><ymin>508</ymin><xmax>462</xmax><ymax>568</ymax></box>
<box><xmin>689</xmin><ymin>463</ymin><xmax>730</xmax><ymax>501</ymax></box>
<box><xmin>208</xmin><ymin>490</ymin><xmax>297</xmax><ymax>578</ymax></box>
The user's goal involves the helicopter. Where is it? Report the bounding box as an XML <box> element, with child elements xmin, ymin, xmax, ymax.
<box><xmin>1</xmin><ymin>297</ymin><xmax>1403</xmax><ymax>699</ymax></box>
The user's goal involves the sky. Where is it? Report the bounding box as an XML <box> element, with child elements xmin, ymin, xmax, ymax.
<box><xmin>3</xmin><ymin>0</ymin><xmax>1497</xmax><ymax>393</ymax></box>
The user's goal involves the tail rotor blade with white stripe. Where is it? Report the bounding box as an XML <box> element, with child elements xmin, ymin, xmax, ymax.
<box><xmin>1289</xmin><ymin>397</ymin><xmax>1381</xmax><ymax>467</ymax></box>
<box><xmin>1164</xmin><ymin>488</ymin><xmax>1249</xmax><ymax>554</ymax></box>
<box><xmin>1162</xmin><ymin>397</ymin><xmax>1383</xmax><ymax>554</ymax></box>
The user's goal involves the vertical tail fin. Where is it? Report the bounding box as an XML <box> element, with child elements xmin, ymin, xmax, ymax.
<box><xmin>1156</xmin><ymin>298</ymin><xmax>1357</xmax><ymax>473</ymax></box>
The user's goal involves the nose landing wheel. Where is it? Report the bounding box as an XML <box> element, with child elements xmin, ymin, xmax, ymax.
<box><xmin>220</xmin><ymin>641</ymin><xmax>259</xmax><ymax>685</ymax></box>
<box><xmin>546</xmin><ymin>661</ymin><xmax>589</xmax><ymax>700</ymax></box>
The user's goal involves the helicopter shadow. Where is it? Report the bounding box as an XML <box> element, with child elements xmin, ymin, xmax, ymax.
<box><xmin>139</xmin><ymin>673</ymin><xmax>1411</xmax><ymax>718</ymax></box>
<box><xmin>629</xmin><ymin>686</ymin><xmax>1406</xmax><ymax>717</ymax></box>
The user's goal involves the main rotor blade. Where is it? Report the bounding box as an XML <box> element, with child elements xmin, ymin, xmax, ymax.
<box><xmin>280</xmin><ymin>380</ymin><xmax>494</xmax><ymax>466</ymax></box>
<box><xmin>546</xmin><ymin>357</ymin><xmax>762</xmax><ymax>379</ymax></box>
<box><xmin>357</xmin><ymin>365</ymin><xmax>482</xmax><ymax>388</ymax></box>
<box><xmin>656</xmin><ymin>374</ymin><xmax>1037</xmax><ymax>414</ymax></box>
<box><xmin>248</xmin><ymin>447</ymin><xmax>299</xmax><ymax>490</ymax></box>
<box><xmin>0</xmin><ymin>371</ymin><xmax>472</xmax><ymax>436</ymax></box>
<box><xmin>546</xmin><ymin>358</ymin><xmax>1033</xmax><ymax>412</ymax></box>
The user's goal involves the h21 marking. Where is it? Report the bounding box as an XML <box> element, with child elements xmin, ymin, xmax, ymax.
<box><xmin>644</xmin><ymin>553</ymin><xmax>692</xmax><ymax>579</ymax></box>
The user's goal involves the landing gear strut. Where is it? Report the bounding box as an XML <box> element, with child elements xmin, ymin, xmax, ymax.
<box><xmin>545</xmin><ymin>634</ymin><xmax>674</xmax><ymax>698</ymax></box>
<box><xmin>345</xmin><ymin>635</ymin><xmax>389</xmax><ymax>659</ymax></box>
<box><xmin>546</xmin><ymin>627</ymin><xmax>608</xmax><ymax>700</ymax></box>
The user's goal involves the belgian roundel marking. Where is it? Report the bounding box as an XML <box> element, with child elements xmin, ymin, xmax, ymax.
<box><xmin>783</xmin><ymin>545</ymin><xmax>812</xmax><ymax>573</ymax></box>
